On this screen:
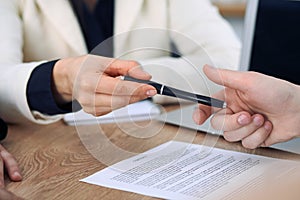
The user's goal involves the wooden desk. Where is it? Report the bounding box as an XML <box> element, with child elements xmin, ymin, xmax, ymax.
<box><xmin>4</xmin><ymin>111</ymin><xmax>300</xmax><ymax>199</ymax></box>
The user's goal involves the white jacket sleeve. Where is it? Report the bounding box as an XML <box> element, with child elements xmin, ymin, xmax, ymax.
<box><xmin>0</xmin><ymin>0</ymin><xmax>62</xmax><ymax>124</ymax></box>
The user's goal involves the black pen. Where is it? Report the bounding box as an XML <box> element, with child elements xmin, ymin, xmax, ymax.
<box><xmin>122</xmin><ymin>76</ymin><xmax>226</xmax><ymax>108</ymax></box>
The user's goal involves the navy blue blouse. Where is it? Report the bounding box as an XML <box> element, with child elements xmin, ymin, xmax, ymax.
<box><xmin>26</xmin><ymin>0</ymin><xmax>114</xmax><ymax>115</ymax></box>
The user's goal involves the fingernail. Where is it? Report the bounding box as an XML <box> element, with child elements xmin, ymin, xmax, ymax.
<box><xmin>254</xmin><ymin>116</ymin><xmax>263</xmax><ymax>126</ymax></box>
<box><xmin>237</xmin><ymin>114</ymin><xmax>249</xmax><ymax>125</ymax></box>
<box><xmin>14</xmin><ymin>172</ymin><xmax>22</xmax><ymax>179</ymax></box>
<box><xmin>146</xmin><ymin>90</ymin><xmax>157</xmax><ymax>97</ymax></box>
<box><xmin>264</xmin><ymin>122</ymin><xmax>271</xmax><ymax>131</ymax></box>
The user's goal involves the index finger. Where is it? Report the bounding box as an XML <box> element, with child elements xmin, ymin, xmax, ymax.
<box><xmin>203</xmin><ymin>65</ymin><xmax>250</xmax><ymax>91</ymax></box>
<box><xmin>97</xmin><ymin>76</ymin><xmax>156</xmax><ymax>96</ymax></box>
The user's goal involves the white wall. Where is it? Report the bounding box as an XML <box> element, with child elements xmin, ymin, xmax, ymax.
<box><xmin>225</xmin><ymin>16</ymin><xmax>244</xmax><ymax>40</ymax></box>
<box><xmin>210</xmin><ymin>0</ymin><xmax>246</xmax><ymax>39</ymax></box>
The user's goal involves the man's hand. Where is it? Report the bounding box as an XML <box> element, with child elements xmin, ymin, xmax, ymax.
<box><xmin>193</xmin><ymin>65</ymin><xmax>300</xmax><ymax>149</ymax></box>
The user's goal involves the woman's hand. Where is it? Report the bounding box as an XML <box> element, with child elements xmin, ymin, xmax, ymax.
<box><xmin>193</xmin><ymin>65</ymin><xmax>300</xmax><ymax>149</ymax></box>
<box><xmin>0</xmin><ymin>144</ymin><xmax>22</xmax><ymax>188</ymax></box>
<box><xmin>52</xmin><ymin>55</ymin><xmax>157</xmax><ymax>116</ymax></box>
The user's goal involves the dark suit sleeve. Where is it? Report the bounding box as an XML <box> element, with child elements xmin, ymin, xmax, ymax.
<box><xmin>26</xmin><ymin>60</ymin><xmax>72</xmax><ymax>115</ymax></box>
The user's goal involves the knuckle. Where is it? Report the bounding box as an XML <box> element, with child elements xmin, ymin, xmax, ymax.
<box><xmin>78</xmin><ymin>78</ymin><xmax>94</xmax><ymax>91</ymax></box>
<box><xmin>116</xmin><ymin>85</ymin><xmax>130</xmax><ymax>95</ymax></box>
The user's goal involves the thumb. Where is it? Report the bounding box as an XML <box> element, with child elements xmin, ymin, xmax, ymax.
<box><xmin>108</xmin><ymin>59</ymin><xmax>152</xmax><ymax>80</ymax></box>
<box><xmin>203</xmin><ymin>65</ymin><xmax>248</xmax><ymax>91</ymax></box>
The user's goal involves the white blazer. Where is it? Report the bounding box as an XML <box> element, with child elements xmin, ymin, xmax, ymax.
<box><xmin>0</xmin><ymin>0</ymin><xmax>240</xmax><ymax>124</ymax></box>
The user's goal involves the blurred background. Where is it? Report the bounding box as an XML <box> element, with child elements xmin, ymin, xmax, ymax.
<box><xmin>211</xmin><ymin>0</ymin><xmax>246</xmax><ymax>39</ymax></box>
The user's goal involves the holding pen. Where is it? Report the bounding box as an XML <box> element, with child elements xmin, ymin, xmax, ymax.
<box><xmin>122</xmin><ymin>76</ymin><xmax>226</xmax><ymax>109</ymax></box>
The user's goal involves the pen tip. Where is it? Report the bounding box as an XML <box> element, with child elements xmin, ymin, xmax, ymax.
<box><xmin>222</xmin><ymin>102</ymin><xmax>227</xmax><ymax>109</ymax></box>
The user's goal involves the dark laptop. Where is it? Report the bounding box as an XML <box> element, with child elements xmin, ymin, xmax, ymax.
<box><xmin>241</xmin><ymin>0</ymin><xmax>300</xmax><ymax>85</ymax></box>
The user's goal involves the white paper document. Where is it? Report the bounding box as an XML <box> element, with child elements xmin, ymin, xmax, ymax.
<box><xmin>63</xmin><ymin>100</ymin><xmax>161</xmax><ymax>125</ymax></box>
<box><xmin>81</xmin><ymin>141</ymin><xmax>299</xmax><ymax>200</ymax></box>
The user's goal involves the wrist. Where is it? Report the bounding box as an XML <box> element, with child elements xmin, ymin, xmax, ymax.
<box><xmin>52</xmin><ymin>58</ymin><xmax>74</xmax><ymax>105</ymax></box>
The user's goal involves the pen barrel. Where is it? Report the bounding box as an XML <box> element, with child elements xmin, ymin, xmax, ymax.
<box><xmin>123</xmin><ymin>76</ymin><xmax>225</xmax><ymax>108</ymax></box>
<box><xmin>162</xmin><ymin>86</ymin><xmax>224</xmax><ymax>108</ymax></box>
<box><xmin>123</xmin><ymin>76</ymin><xmax>163</xmax><ymax>91</ymax></box>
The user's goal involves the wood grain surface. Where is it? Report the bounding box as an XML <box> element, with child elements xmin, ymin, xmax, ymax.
<box><xmin>213</xmin><ymin>2</ymin><xmax>246</xmax><ymax>17</ymax></box>
<box><xmin>3</xmin><ymin>106</ymin><xmax>300</xmax><ymax>199</ymax></box>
